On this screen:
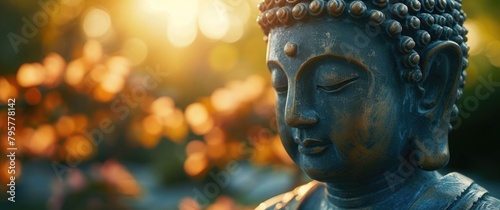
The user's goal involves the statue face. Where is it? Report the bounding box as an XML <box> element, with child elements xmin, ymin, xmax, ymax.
<box><xmin>268</xmin><ymin>18</ymin><xmax>413</xmax><ymax>182</ymax></box>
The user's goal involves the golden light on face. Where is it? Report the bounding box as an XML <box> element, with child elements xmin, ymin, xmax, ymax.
<box><xmin>267</xmin><ymin>19</ymin><xmax>413</xmax><ymax>181</ymax></box>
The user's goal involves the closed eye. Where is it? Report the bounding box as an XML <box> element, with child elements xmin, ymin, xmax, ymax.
<box><xmin>274</xmin><ymin>86</ymin><xmax>288</xmax><ymax>95</ymax></box>
<box><xmin>317</xmin><ymin>77</ymin><xmax>358</xmax><ymax>93</ymax></box>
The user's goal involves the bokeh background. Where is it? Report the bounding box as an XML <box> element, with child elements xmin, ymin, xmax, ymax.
<box><xmin>0</xmin><ymin>0</ymin><xmax>498</xmax><ymax>209</ymax></box>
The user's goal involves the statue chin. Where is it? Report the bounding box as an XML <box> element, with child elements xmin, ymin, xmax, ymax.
<box><xmin>256</xmin><ymin>0</ymin><xmax>500</xmax><ymax>209</ymax></box>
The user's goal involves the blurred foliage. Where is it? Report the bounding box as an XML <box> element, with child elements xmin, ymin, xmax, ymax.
<box><xmin>0</xmin><ymin>0</ymin><xmax>499</xmax><ymax>209</ymax></box>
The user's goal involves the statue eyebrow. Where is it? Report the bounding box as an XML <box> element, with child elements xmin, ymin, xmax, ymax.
<box><xmin>267</xmin><ymin>60</ymin><xmax>285</xmax><ymax>73</ymax></box>
<box><xmin>297</xmin><ymin>54</ymin><xmax>370</xmax><ymax>77</ymax></box>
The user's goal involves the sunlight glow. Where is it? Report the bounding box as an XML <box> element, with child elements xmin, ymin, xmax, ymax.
<box><xmin>208</xmin><ymin>44</ymin><xmax>239</xmax><ymax>72</ymax></box>
<box><xmin>198</xmin><ymin>0</ymin><xmax>230</xmax><ymax>40</ymax></box>
<box><xmin>464</xmin><ymin>21</ymin><xmax>481</xmax><ymax>56</ymax></box>
<box><xmin>122</xmin><ymin>38</ymin><xmax>148</xmax><ymax>65</ymax></box>
<box><xmin>83</xmin><ymin>8</ymin><xmax>112</xmax><ymax>38</ymax></box>
<box><xmin>167</xmin><ymin>20</ymin><xmax>198</xmax><ymax>48</ymax></box>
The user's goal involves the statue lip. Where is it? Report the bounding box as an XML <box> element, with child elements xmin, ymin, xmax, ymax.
<box><xmin>297</xmin><ymin>138</ymin><xmax>331</xmax><ymax>155</ymax></box>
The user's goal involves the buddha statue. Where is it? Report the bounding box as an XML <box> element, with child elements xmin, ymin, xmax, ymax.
<box><xmin>255</xmin><ymin>0</ymin><xmax>500</xmax><ymax>209</ymax></box>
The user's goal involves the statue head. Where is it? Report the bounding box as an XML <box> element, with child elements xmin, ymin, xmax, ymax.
<box><xmin>258</xmin><ymin>0</ymin><xmax>468</xmax><ymax>183</ymax></box>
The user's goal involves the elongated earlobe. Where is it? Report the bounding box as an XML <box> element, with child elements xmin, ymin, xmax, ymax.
<box><xmin>412</xmin><ymin>40</ymin><xmax>462</xmax><ymax>170</ymax></box>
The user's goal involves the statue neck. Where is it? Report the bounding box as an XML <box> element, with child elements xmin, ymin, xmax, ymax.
<box><xmin>325</xmin><ymin>166</ymin><xmax>441</xmax><ymax>208</ymax></box>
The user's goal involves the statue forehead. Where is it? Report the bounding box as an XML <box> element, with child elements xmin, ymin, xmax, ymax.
<box><xmin>267</xmin><ymin>19</ymin><xmax>390</xmax><ymax>69</ymax></box>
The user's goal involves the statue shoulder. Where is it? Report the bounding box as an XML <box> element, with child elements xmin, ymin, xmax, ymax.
<box><xmin>255</xmin><ymin>181</ymin><xmax>320</xmax><ymax>210</ymax></box>
<box><xmin>410</xmin><ymin>172</ymin><xmax>500</xmax><ymax>210</ymax></box>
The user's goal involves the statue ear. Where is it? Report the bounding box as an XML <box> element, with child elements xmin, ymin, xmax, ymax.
<box><xmin>413</xmin><ymin>41</ymin><xmax>463</xmax><ymax>170</ymax></box>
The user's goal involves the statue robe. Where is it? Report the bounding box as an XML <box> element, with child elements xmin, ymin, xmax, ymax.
<box><xmin>256</xmin><ymin>172</ymin><xmax>500</xmax><ymax>210</ymax></box>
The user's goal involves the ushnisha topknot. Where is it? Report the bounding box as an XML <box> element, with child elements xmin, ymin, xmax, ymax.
<box><xmin>257</xmin><ymin>0</ymin><xmax>469</xmax><ymax>129</ymax></box>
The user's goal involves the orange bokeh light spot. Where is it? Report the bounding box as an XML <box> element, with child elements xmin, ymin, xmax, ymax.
<box><xmin>211</xmin><ymin>88</ymin><xmax>237</xmax><ymax>112</ymax></box>
<box><xmin>17</xmin><ymin>63</ymin><xmax>46</xmax><ymax>87</ymax></box>
<box><xmin>1</xmin><ymin>160</ymin><xmax>22</xmax><ymax>181</ymax></box>
<box><xmin>186</xmin><ymin>140</ymin><xmax>206</xmax><ymax>156</ymax></box>
<box><xmin>150</xmin><ymin>96</ymin><xmax>174</xmax><ymax>117</ymax></box>
<box><xmin>139</xmin><ymin>133</ymin><xmax>161</xmax><ymax>148</ymax></box>
<box><xmin>142</xmin><ymin>115</ymin><xmax>163</xmax><ymax>135</ymax></box>
<box><xmin>106</xmin><ymin>56</ymin><xmax>130</xmax><ymax>77</ymax></box>
<box><xmin>99</xmin><ymin>160</ymin><xmax>141</xmax><ymax>196</ymax></box>
<box><xmin>72</xmin><ymin>114</ymin><xmax>89</xmax><ymax>131</ymax></box>
<box><xmin>83</xmin><ymin>40</ymin><xmax>103</xmax><ymax>64</ymax></box>
<box><xmin>90</xmin><ymin>64</ymin><xmax>107</xmax><ymax>83</ymax></box>
<box><xmin>100</xmin><ymin>74</ymin><xmax>125</xmax><ymax>94</ymax></box>
<box><xmin>25</xmin><ymin>87</ymin><xmax>42</xmax><ymax>105</ymax></box>
<box><xmin>206</xmin><ymin>143</ymin><xmax>226</xmax><ymax>160</ymax></box>
<box><xmin>43</xmin><ymin>91</ymin><xmax>63</xmax><ymax>111</ymax></box>
<box><xmin>25</xmin><ymin>125</ymin><xmax>57</xmax><ymax>156</ymax></box>
<box><xmin>93</xmin><ymin>85</ymin><xmax>115</xmax><ymax>102</ymax></box>
<box><xmin>0</xmin><ymin>78</ymin><xmax>18</xmax><ymax>103</ymax></box>
<box><xmin>185</xmin><ymin>103</ymin><xmax>209</xmax><ymax>127</ymax></box>
<box><xmin>65</xmin><ymin>59</ymin><xmax>86</xmax><ymax>86</ymax></box>
<box><xmin>65</xmin><ymin>135</ymin><xmax>94</xmax><ymax>160</ymax></box>
<box><xmin>42</xmin><ymin>53</ymin><xmax>65</xmax><ymax>87</ymax></box>
<box><xmin>184</xmin><ymin>153</ymin><xmax>208</xmax><ymax>177</ymax></box>
<box><xmin>56</xmin><ymin>115</ymin><xmax>76</xmax><ymax>137</ymax></box>
<box><xmin>204</xmin><ymin>127</ymin><xmax>225</xmax><ymax>146</ymax></box>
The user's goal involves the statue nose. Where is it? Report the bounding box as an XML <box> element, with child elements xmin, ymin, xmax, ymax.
<box><xmin>284</xmin><ymin>89</ymin><xmax>318</xmax><ymax>127</ymax></box>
